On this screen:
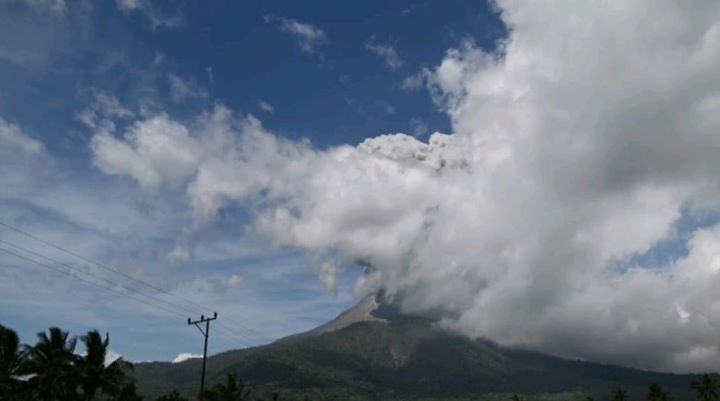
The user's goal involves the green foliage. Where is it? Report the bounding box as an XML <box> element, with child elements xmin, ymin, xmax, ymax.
<box><xmin>0</xmin><ymin>324</ymin><xmax>139</xmax><ymax>401</ymax></box>
<box><xmin>131</xmin><ymin>318</ymin><xmax>710</xmax><ymax>401</ymax></box>
<box><xmin>77</xmin><ymin>330</ymin><xmax>134</xmax><ymax>400</ymax></box>
<box><xmin>5</xmin><ymin>321</ymin><xmax>720</xmax><ymax>401</ymax></box>
<box><xmin>0</xmin><ymin>324</ymin><xmax>27</xmax><ymax>401</ymax></box>
<box><xmin>204</xmin><ymin>374</ymin><xmax>251</xmax><ymax>401</ymax></box>
<box><xmin>693</xmin><ymin>374</ymin><xmax>720</xmax><ymax>401</ymax></box>
<box><xmin>611</xmin><ymin>388</ymin><xmax>628</xmax><ymax>401</ymax></box>
<box><xmin>154</xmin><ymin>390</ymin><xmax>188</xmax><ymax>401</ymax></box>
<box><xmin>646</xmin><ymin>383</ymin><xmax>670</xmax><ymax>401</ymax></box>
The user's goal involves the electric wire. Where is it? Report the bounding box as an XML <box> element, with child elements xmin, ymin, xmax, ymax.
<box><xmin>0</xmin><ymin>244</ymin><xmax>254</xmax><ymax>346</ymax></box>
<box><xmin>0</xmin><ymin>220</ymin><xmax>273</xmax><ymax>344</ymax></box>
<box><xmin>0</xmin><ymin>239</ymin><xmax>259</xmax><ymax>345</ymax></box>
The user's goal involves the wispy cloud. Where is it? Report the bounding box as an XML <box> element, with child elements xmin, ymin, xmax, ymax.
<box><xmin>258</xmin><ymin>101</ymin><xmax>274</xmax><ymax>114</ymax></box>
<box><xmin>13</xmin><ymin>0</ymin><xmax>66</xmax><ymax>15</ymax></box>
<box><xmin>265</xmin><ymin>15</ymin><xmax>326</xmax><ymax>54</ymax></box>
<box><xmin>401</xmin><ymin>72</ymin><xmax>426</xmax><ymax>91</ymax></box>
<box><xmin>168</xmin><ymin>73</ymin><xmax>208</xmax><ymax>103</ymax></box>
<box><xmin>0</xmin><ymin>117</ymin><xmax>44</xmax><ymax>155</ymax></box>
<box><xmin>366</xmin><ymin>42</ymin><xmax>404</xmax><ymax>70</ymax></box>
<box><xmin>409</xmin><ymin>118</ymin><xmax>428</xmax><ymax>137</ymax></box>
<box><xmin>115</xmin><ymin>0</ymin><xmax>182</xmax><ymax>30</ymax></box>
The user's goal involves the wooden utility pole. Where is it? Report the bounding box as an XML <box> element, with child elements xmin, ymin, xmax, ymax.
<box><xmin>187</xmin><ymin>312</ymin><xmax>217</xmax><ymax>400</ymax></box>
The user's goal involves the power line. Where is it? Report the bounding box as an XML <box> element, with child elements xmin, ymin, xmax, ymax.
<box><xmin>0</xmin><ymin>238</ymin><xmax>198</xmax><ymax>315</ymax></box>
<box><xmin>0</xmin><ymin>222</ymin><xmax>214</xmax><ymax>314</ymax></box>
<box><xmin>0</xmin><ymin>241</ymin><xmax>257</xmax><ymax>345</ymax></box>
<box><xmin>0</xmin><ymin>246</ymin><xmax>186</xmax><ymax>319</ymax></box>
<box><xmin>0</xmin><ymin>220</ymin><xmax>273</xmax><ymax>344</ymax></box>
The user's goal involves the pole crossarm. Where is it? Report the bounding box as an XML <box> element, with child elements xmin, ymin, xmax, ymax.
<box><xmin>188</xmin><ymin>312</ymin><xmax>217</xmax><ymax>325</ymax></box>
<box><xmin>187</xmin><ymin>312</ymin><xmax>218</xmax><ymax>400</ymax></box>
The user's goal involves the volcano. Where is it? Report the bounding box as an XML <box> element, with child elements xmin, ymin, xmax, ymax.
<box><xmin>133</xmin><ymin>295</ymin><xmax>704</xmax><ymax>400</ymax></box>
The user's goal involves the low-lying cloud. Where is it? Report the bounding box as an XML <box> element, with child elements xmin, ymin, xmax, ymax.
<box><xmin>89</xmin><ymin>0</ymin><xmax>720</xmax><ymax>372</ymax></box>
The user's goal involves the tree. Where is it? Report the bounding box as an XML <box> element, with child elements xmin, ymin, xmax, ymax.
<box><xmin>24</xmin><ymin>326</ymin><xmax>80</xmax><ymax>401</ymax></box>
<box><xmin>115</xmin><ymin>383</ymin><xmax>144</xmax><ymax>401</ymax></box>
<box><xmin>0</xmin><ymin>324</ymin><xmax>27</xmax><ymax>400</ymax></box>
<box><xmin>692</xmin><ymin>374</ymin><xmax>720</xmax><ymax>401</ymax></box>
<box><xmin>612</xmin><ymin>388</ymin><xmax>629</xmax><ymax>401</ymax></box>
<box><xmin>77</xmin><ymin>330</ymin><xmax>134</xmax><ymax>401</ymax></box>
<box><xmin>509</xmin><ymin>394</ymin><xmax>523</xmax><ymax>401</ymax></box>
<box><xmin>155</xmin><ymin>390</ymin><xmax>189</xmax><ymax>401</ymax></box>
<box><xmin>204</xmin><ymin>374</ymin><xmax>250</xmax><ymax>401</ymax></box>
<box><xmin>647</xmin><ymin>383</ymin><xmax>670</xmax><ymax>401</ymax></box>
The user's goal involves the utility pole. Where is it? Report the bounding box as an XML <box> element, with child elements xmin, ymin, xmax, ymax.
<box><xmin>188</xmin><ymin>312</ymin><xmax>217</xmax><ymax>400</ymax></box>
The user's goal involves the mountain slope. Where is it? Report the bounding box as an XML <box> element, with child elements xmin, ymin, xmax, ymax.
<box><xmin>133</xmin><ymin>296</ymin><xmax>704</xmax><ymax>400</ymax></box>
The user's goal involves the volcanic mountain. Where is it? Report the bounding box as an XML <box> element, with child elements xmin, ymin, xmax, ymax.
<box><xmin>133</xmin><ymin>295</ymin><xmax>704</xmax><ymax>400</ymax></box>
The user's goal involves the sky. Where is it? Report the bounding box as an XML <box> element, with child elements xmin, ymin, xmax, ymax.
<box><xmin>0</xmin><ymin>0</ymin><xmax>504</xmax><ymax>363</ymax></box>
<box><xmin>3</xmin><ymin>0</ymin><xmax>720</xmax><ymax>375</ymax></box>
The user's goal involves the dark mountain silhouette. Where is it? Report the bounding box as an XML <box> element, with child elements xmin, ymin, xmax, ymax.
<box><xmin>133</xmin><ymin>295</ymin><xmax>706</xmax><ymax>400</ymax></box>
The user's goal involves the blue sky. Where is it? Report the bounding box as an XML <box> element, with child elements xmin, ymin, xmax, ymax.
<box><xmin>0</xmin><ymin>0</ymin><xmax>504</xmax><ymax>362</ymax></box>
<box><xmin>7</xmin><ymin>0</ymin><xmax>720</xmax><ymax>374</ymax></box>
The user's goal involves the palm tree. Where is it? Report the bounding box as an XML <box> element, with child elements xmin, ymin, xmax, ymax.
<box><xmin>24</xmin><ymin>326</ymin><xmax>80</xmax><ymax>401</ymax></box>
<box><xmin>647</xmin><ymin>383</ymin><xmax>670</xmax><ymax>401</ymax></box>
<box><xmin>692</xmin><ymin>374</ymin><xmax>719</xmax><ymax>401</ymax></box>
<box><xmin>0</xmin><ymin>324</ymin><xmax>27</xmax><ymax>400</ymax></box>
<box><xmin>612</xmin><ymin>388</ymin><xmax>629</xmax><ymax>401</ymax></box>
<box><xmin>204</xmin><ymin>373</ymin><xmax>250</xmax><ymax>401</ymax></box>
<box><xmin>77</xmin><ymin>330</ymin><xmax>133</xmax><ymax>401</ymax></box>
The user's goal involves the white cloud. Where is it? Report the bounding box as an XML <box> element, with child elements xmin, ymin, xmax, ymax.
<box><xmin>168</xmin><ymin>73</ymin><xmax>208</xmax><ymax>103</ymax></box>
<box><xmin>227</xmin><ymin>274</ymin><xmax>243</xmax><ymax>287</ymax></box>
<box><xmin>366</xmin><ymin>42</ymin><xmax>404</xmax><ymax>70</ymax></box>
<box><xmin>115</xmin><ymin>0</ymin><xmax>182</xmax><ymax>30</ymax></box>
<box><xmin>172</xmin><ymin>352</ymin><xmax>201</xmax><ymax>363</ymax></box>
<box><xmin>401</xmin><ymin>72</ymin><xmax>425</xmax><ymax>91</ymax></box>
<box><xmin>12</xmin><ymin>0</ymin><xmax>66</xmax><ymax>14</ymax></box>
<box><xmin>89</xmin><ymin>0</ymin><xmax>720</xmax><ymax>373</ymax></box>
<box><xmin>0</xmin><ymin>117</ymin><xmax>44</xmax><ymax>155</ymax></box>
<box><xmin>91</xmin><ymin>113</ymin><xmax>200</xmax><ymax>188</ymax></box>
<box><xmin>105</xmin><ymin>350</ymin><xmax>123</xmax><ymax>366</ymax></box>
<box><xmin>258</xmin><ymin>101</ymin><xmax>274</xmax><ymax>114</ymax></box>
<box><xmin>77</xmin><ymin>90</ymin><xmax>134</xmax><ymax>131</ymax></box>
<box><xmin>266</xmin><ymin>15</ymin><xmax>326</xmax><ymax>54</ymax></box>
<box><xmin>166</xmin><ymin>245</ymin><xmax>191</xmax><ymax>263</ymax></box>
<box><xmin>409</xmin><ymin>118</ymin><xmax>428</xmax><ymax>137</ymax></box>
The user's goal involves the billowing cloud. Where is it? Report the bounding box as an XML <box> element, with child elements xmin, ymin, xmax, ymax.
<box><xmin>266</xmin><ymin>15</ymin><xmax>326</xmax><ymax>54</ymax></box>
<box><xmin>91</xmin><ymin>113</ymin><xmax>199</xmax><ymax>188</ymax></box>
<box><xmin>90</xmin><ymin>0</ymin><xmax>720</xmax><ymax>372</ymax></box>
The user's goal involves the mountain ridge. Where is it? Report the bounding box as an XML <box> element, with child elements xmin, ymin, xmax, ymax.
<box><xmin>133</xmin><ymin>296</ymin><xmax>708</xmax><ymax>400</ymax></box>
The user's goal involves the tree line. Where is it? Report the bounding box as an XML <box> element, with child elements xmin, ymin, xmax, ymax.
<box><xmin>0</xmin><ymin>324</ymin><xmax>300</xmax><ymax>401</ymax></box>
<box><xmin>509</xmin><ymin>377</ymin><xmax>719</xmax><ymax>401</ymax></box>
<box><xmin>3</xmin><ymin>323</ymin><xmax>720</xmax><ymax>401</ymax></box>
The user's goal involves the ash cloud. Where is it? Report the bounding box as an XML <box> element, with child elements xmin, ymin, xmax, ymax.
<box><xmin>89</xmin><ymin>0</ymin><xmax>720</xmax><ymax>372</ymax></box>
